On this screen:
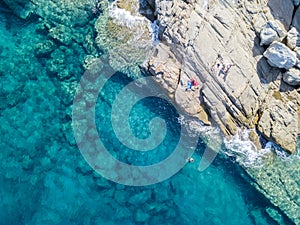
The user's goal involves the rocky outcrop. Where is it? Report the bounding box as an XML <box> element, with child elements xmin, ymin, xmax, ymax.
<box><xmin>143</xmin><ymin>0</ymin><xmax>300</xmax><ymax>155</ymax></box>
<box><xmin>258</xmin><ymin>97</ymin><xmax>298</xmax><ymax>151</ymax></box>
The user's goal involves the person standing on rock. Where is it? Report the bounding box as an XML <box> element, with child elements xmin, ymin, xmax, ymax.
<box><xmin>217</xmin><ymin>62</ymin><xmax>235</xmax><ymax>78</ymax></box>
<box><xmin>223</xmin><ymin>63</ymin><xmax>235</xmax><ymax>73</ymax></box>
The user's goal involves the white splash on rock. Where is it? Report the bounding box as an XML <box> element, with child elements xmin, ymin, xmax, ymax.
<box><xmin>223</xmin><ymin>129</ymin><xmax>272</xmax><ymax>168</ymax></box>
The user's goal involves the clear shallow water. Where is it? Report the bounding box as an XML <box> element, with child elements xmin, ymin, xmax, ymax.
<box><xmin>0</xmin><ymin>8</ymin><xmax>294</xmax><ymax>225</ymax></box>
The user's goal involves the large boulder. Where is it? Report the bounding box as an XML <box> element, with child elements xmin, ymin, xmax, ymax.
<box><xmin>283</xmin><ymin>67</ymin><xmax>300</xmax><ymax>86</ymax></box>
<box><xmin>260</xmin><ymin>21</ymin><xmax>286</xmax><ymax>46</ymax></box>
<box><xmin>4</xmin><ymin>0</ymin><xmax>91</xmax><ymax>27</ymax></box>
<box><xmin>287</xmin><ymin>27</ymin><xmax>300</xmax><ymax>50</ymax></box>
<box><xmin>263</xmin><ymin>41</ymin><xmax>298</xmax><ymax>69</ymax></box>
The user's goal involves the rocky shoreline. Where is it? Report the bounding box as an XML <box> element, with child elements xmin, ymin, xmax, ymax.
<box><xmin>6</xmin><ymin>0</ymin><xmax>298</xmax><ymax>153</ymax></box>
<box><xmin>143</xmin><ymin>0</ymin><xmax>300</xmax><ymax>155</ymax></box>
<box><xmin>3</xmin><ymin>0</ymin><xmax>300</xmax><ymax>223</ymax></box>
<box><xmin>141</xmin><ymin>0</ymin><xmax>300</xmax><ymax>223</ymax></box>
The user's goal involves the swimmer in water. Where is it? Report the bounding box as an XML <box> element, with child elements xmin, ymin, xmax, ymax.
<box><xmin>186</xmin><ymin>157</ymin><xmax>194</xmax><ymax>163</ymax></box>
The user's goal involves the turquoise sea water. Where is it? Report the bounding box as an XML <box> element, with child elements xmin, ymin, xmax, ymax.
<box><xmin>0</xmin><ymin>6</ymin><xmax>295</xmax><ymax>225</ymax></box>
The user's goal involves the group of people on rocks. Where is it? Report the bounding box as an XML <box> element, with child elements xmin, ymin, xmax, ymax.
<box><xmin>185</xmin><ymin>55</ymin><xmax>235</xmax><ymax>91</ymax></box>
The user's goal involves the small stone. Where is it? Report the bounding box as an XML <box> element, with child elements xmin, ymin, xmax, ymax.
<box><xmin>260</xmin><ymin>27</ymin><xmax>278</xmax><ymax>46</ymax></box>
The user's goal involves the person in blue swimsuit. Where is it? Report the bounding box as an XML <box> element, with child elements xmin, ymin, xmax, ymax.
<box><xmin>186</xmin><ymin>79</ymin><xmax>193</xmax><ymax>91</ymax></box>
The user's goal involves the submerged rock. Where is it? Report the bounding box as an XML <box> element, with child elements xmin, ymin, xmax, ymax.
<box><xmin>134</xmin><ymin>209</ymin><xmax>150</xmax><ymax>222</ymax></box>
<box><xmin>4</xmin><ymin>0</ymin><xmax>92</xmax><ymax>26</ymax></box>
<box><xmin>49</xmin><ymin>25</ymin><xmax>73</xmax><ymax>46</ymax></box>
<box><xmin>95</xmin><ymin>1</ymin><xmax>155</xmax><ymax>78</ymax></box>
<box><xmin>263</xmin><ymin>41</ymin><xmax>297</xmax><ymax>69</ymax></box>
<box><xmin>34</xmin><ymin>40</ymin><xmax>56</xmax><ymax>57</ymax></box>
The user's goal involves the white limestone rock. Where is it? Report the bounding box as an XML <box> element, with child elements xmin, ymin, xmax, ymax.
<box><xmin>260</xmin><ymin>21</ymin><xmax>286</xmax><ymax>46</ymax></box>
<box><xmin>263</xmin><ymin>41</ymin><xmax>298</xmax><ymax>69</ymax></box>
